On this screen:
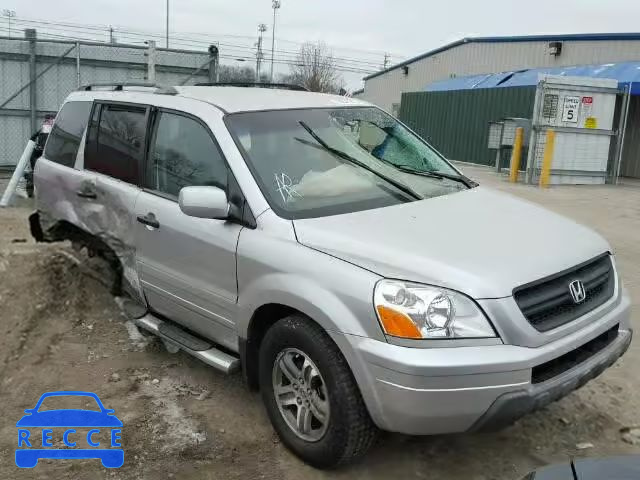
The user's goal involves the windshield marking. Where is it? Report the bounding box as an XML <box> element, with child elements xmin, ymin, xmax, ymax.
<box><xmin>275</xmin><ymin>172</ymin><xmax>303</xmax><ymax>203</ymax></box>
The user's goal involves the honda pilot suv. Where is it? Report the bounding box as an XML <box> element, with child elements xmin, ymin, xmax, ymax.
<box><xmin>30</xmin><ymin>83</ymin><xmax>632</xmax><ymax>468</ymax></box>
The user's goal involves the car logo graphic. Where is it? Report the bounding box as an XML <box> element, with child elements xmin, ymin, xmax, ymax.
<box><xmin>15</xmin><ymin>391</ymin><xmax>123</xmax><ymax>468</ymax></box>
<box><xmin>569</xmin><ymin>279</ymin><xmax>586</xmax><ymax>304</ymax></box>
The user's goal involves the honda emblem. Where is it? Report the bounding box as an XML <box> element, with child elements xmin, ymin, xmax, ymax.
<box><xmin>569</xmin><ymin>280</ymin><xmax>586</xmax><ymax>303</ymax></box>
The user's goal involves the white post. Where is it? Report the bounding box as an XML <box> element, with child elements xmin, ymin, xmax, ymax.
<box><xmin>0</xmin><ymin>140</ymin><xmax>36</xmax><ymax>207</ymax></box>
<box><xmin>147</xmin><ymin>40</ymin><xmax>157</xmax><ymax>83</ymax></box>
<box><xmin>615</xmin><ymin>85</ymin><xmax>632</xmax><ymax>184</ymax></box>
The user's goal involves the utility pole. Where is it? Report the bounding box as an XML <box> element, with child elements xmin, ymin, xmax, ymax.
<box><xmin>383</xmin><ymin>53</ymin><xmax>390</xmax><ymax>69</ymax></box>
<box><xmin>270</xmin><ymin>0</ymin><xmax>281</xmax><ymax>82</ymax></box>
<box><xmin>166</xmin><ymin>0</ymin><xmax>170</xmax><ymax>48</ymax></box>
<box><xmin>256</xmin><ymin>24</ymin><xmax>267</xmax><ymax>82</ymax></box>
<box><xmin>2</xmin><ymin>10</ymin><xmax>16</xmax><ymax>38</ymax></box>
<box><xmin>109</xmin><ymin>26</ymin><xmax>114</xmax><ymax>44</ymax></box>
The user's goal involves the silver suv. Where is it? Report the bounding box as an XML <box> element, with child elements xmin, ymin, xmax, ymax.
<box><xmin>31</xmin><ymin>83</ymin><xmax>632</xmax><ymax>468</ymax></box>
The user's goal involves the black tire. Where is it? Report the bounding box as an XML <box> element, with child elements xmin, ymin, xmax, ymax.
<box><xmin>259</xmin><ymin>314</ymin><xmax>377</xmax><ymax>469</ymax></box>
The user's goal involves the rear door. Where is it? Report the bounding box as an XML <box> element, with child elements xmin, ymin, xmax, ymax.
<box><xmin>83</xmin><ymin>101</ymin><xmax>151</xmax><ymax>299</ymax></box>
<box><xmin>35</xmin><ymin>100</ymin><xmax>94</xmax><ymax>231</ymax></box>
<box><xmin>135</xmin><ymin>109</ymin><xmax>242</xmax><ymax>351</ymax></box>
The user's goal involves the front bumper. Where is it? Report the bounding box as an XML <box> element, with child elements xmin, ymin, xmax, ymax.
<box><xmin>470</xmin><ymin>327</ymin><xmax>631</xmax><ymax>432</ymax></box>
<box><xmin>332</xmin><ymin>290</ymin><xmax>632</xmax><ymax>435</ymax></box>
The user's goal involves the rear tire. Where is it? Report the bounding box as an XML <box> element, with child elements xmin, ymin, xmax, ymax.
<box><xmin>259</xmin><ymin>314</ymin><xmax>377</xmax><ymax>468</ymax></box>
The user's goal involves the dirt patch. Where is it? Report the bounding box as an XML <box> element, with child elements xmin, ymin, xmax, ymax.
<box><xmin>0</xmin><ymin>239</ymin><xmax>284</xmax><ymax>479</ymax></box>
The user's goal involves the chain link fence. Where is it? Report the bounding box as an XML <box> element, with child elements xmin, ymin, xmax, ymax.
<box><xmin>0</xmin><ymin>30</ymin><xmax>215</xmax><ymax>168</ymax></box>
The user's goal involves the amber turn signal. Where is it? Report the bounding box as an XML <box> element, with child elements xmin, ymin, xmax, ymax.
<box><xmin>376</xmin><ymin>305</ymin><xmax>422</xmax><ymax>339</ymax></box>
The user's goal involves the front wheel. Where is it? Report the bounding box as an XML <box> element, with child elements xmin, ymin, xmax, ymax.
<box><xmin>259</xmin><ymin>315</ymin><xmax>377</xmax><ymax>468</ymax></box>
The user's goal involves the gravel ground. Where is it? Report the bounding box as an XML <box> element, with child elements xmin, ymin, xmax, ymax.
<box><xmin>0</xmin><ymin>167</ymin><xmax>639</xmax><ymax>479</ymax></box>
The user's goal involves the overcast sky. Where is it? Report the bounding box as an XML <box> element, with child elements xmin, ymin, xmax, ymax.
<box><xmin>4</xmin><ymin>0</ymin><xmax>640</xmax><ymax>89</ymax></box>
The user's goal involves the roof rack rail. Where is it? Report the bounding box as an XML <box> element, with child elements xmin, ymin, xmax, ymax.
<box><xmin>193</xmin><ymin>82</ymin><xmax>309</xmax><ymax>92</ymax></box>
<box><xmin>79</xmin><ymin>82</ymin><xmax>178</xmax><ymax>95</ymax></box>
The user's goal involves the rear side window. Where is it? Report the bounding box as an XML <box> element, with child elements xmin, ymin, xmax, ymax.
<box><xmin>85</xmin><ymin>104</ymin><xmax>147</xmax><ymax>184</ymax></box>
<box><xmin>43</xmin><ymin>101</ymin><xmax>92</xmax><ymax>167</ymax></box>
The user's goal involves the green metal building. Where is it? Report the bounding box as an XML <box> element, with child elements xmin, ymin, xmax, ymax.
<box><xmin>399</xmin><ymin>86</ymin><xmax>536</xmax><ymax>166</ymax></box>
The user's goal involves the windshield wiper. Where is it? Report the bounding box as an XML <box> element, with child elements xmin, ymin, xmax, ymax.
<box><xmin>298</xmin><ymin>121</ymin><xmax>422</xmax><ymax>200</ymax></box>
<box><xmin>384</xmin><ymin>163</ymin><xmax>478</xmax><ymax>188</ymax></box>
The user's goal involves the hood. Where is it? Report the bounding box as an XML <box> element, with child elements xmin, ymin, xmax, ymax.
<box><xmin>293</xmin><ymin>187</ymin><xmax>610</xmax><ymax>299</ymax></box>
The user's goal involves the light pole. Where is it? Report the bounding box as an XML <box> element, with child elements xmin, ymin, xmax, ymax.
<box><xmin>256</xmin><ymin>23</ymin><xmax>267</xmax><ymax>82</ymax></box>
<box><xmin>3</xmin><ymin>10</ymin><xmax>16</xmax><ymax>38</ymax></box>
<box><xmin>165</xmin><ymin>0</ymin><xmax>169</xmax><ymax>48</ymax></box>
<box><xmin>270</xmin><ymin>0</ymin><xmax>281</xmax><ymax>82</ymax></box>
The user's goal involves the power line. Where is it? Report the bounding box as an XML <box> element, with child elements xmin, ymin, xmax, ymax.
<box><xmin>11</xmin><ymin>17</ymin><xmax>384</xmax><ymax>69</ymax></box>
<box><xmin>8</xmin><ymin>15</ymin><xmax>399</xmax><ymax>68</ymax></box>
<box><xmin>5</xmin><ymin>20</ymin><xmax>379</xmax><ymax>74</ymax></box>
<box><xmin>0</xmin><ymin>25</ymin><xmax>377</xmax><ymax>75</ymax></box>
<box><xmin>8</xmin><ymin>22</ymin><xmax>379</xmax><ymax>73</ymax></box>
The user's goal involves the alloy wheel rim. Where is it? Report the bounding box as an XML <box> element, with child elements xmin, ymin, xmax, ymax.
<box><xmin>272</xmin><ymin>348</ymin><xmax>330</xmax><ymax>442</ymax></box>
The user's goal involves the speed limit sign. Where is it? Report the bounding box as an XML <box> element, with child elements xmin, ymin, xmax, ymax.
<box><xmin>562</xmin><ymin>96</ymin><xmax>580</xmax><ymax>123</ymax></box>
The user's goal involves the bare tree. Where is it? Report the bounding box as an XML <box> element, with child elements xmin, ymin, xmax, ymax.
<box><xmin>216</xmin><ymin>65</ymin><xmax>268</xmax><ymax>83</ymax></box>
<box><xmin>218</xmin><ymin>65</ymin><xmax>257</xmax><ymax>83</ymax></box>
<box><xmin>288</xmin><ymin>42</ymin><xmax>343</xmax><ymax>93</ymax></box>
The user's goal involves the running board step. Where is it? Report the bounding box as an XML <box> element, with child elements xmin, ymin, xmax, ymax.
<box><xmin>158</xmin><ymin>322</ymin><xmax>211</xmax><ymax>351</ymax></box>
<box><xmin>135</xmin><ymin>313</ymin><xmax>240</xmax><ymax>374</ymax></box>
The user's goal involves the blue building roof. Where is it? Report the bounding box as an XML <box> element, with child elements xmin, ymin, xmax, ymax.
<box><xmin>424</xmin><ymin>62</ymin><xmax>640</xmax><ymax>94</ymax></box>
<box><xmin>364</xmin><ymin>33</ymin><xmax>640</xmax><ymax>81</ymax></box>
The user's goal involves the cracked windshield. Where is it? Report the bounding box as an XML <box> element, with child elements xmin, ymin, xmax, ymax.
<box><xmin>227</xmin><ymin>107</ymin><xmax>468</xmax><ymax>217</ymax></box>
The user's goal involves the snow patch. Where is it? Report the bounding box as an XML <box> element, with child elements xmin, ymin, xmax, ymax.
<box><xmin>124</xmin><ymin>320</ymin><xmax>149</xmax><ymax>350</ymax></box>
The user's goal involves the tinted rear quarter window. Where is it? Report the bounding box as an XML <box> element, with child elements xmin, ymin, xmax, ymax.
<box><xmin>85</xmin><ymin>104</ymin><xmax>147</xmax><ymax>184</ymax></box>
<box><xmin>43</xmin><ymin>101</ymin><xmax>92</xmax><ymax>167</ymax></box>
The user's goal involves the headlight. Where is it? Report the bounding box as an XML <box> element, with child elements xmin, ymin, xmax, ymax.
<box><xmin>374</xmin><ymin>280</ymin><xmax>496</xmax><ymax>339</ymax></box>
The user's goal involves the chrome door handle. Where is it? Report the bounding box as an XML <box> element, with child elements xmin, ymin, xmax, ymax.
<box><xmin>76</xmin><ymin>190</ymin><xmax>97</xmax><ymax>199</ymax></box>
<box><xmin>136</xmin><ymin>213</ymin><xmax>160</xmax><ymax>229</ymax></box>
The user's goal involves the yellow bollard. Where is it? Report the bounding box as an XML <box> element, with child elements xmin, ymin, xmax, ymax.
<box><xmin>509</xmin><ymin>127</ymin><xmax>524</xmax><ymax>183</ymax></box>
<box><xmin>539</xmin><ymin>129</ymin><xmax>556</xmax><ymax>188</ymax></box>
